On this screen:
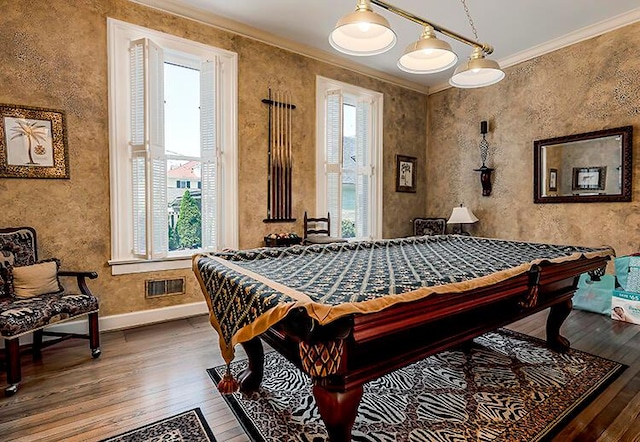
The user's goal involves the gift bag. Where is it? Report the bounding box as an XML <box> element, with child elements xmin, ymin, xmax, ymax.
<box><xmin>626</xmin><ymin>256</ymin><xmax>640</xmax><ymax>292</ymax></box>
<box><xmin>573</xmin><ymin>273</ymin><xmax>614</xmax><ymax>316</ymax></box>
<box><xmin>614</xmin><ymin>254</ymin><xmax>640</xmax><ymax>292</ymax></box>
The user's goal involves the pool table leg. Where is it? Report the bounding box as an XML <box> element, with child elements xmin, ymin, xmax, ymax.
<box><xmin>238</xmin><ymin>337</ymin><xmax>264</xmax><ymax>393</ymax></box>
<box><xmin>546</xmin><ymin>298</ymin><xmax>572</xmax><ymax>351</ymax></box>
<box><xmin>313</xmin><ymin>384</ymin><xmax>363</xmax><ymax>442</ymax></box>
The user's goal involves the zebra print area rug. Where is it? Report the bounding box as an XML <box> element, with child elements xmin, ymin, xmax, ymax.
<box><xmin>207</xmin><ymin>329</ymin><xmax>624</xmax><ymax>442</ymax></box>
<box><xmin>100</xmin><ymin>408</ymin><xmax>216</xmax><ymax>442</ymax></box>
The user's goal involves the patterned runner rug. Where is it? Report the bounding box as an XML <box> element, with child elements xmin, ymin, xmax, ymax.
<box><xmin>208</xmin><ymin>329</ymin><xmax>624</xmax><ymax>442</ymax></box>
<box><xmin>100</xmin><ymin>408</ymin><xmax>216</xmax><ymax>442</ymax></box>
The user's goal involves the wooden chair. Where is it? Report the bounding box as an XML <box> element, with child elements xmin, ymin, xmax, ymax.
<box><xmin>0</xmin><ymin>227</ymin><xmax>101</xmax><ymax>396</ymax></box>
<box><xmin>412</xmin><ymin>218</ymin><xmax>447</xmax><ymax>236</ymax></box>
<box><xmin>303</xmin><ymin>212</ymin><xmax>347</xmax><ymax>245</ymax></box>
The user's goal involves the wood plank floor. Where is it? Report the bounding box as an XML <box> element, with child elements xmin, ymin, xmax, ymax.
<box><xmin>1</xmin><ymin>309</ymin><xmax>639</xmax><ymax>441</ymax></box>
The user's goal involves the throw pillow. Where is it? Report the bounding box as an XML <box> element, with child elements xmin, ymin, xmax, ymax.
<box><xmin>0</xmin><ymin>249</ymin><xmax>16</xmax><ymax>298</ymax></box>
<box><xmin>9</xmin><ymin>258</ymin><xmax>64</xmax><ymax>299</ymax></box>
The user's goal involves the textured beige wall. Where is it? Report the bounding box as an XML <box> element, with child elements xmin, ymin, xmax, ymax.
<box><xmin>0</xmin><ymin>0</ymin><xmax>427</xmax><ymax>316</ymax></box>
<box><xmin>426</xmin><ymin>21</ymin><xmax>640</xmax><ymax>257</ymax></box>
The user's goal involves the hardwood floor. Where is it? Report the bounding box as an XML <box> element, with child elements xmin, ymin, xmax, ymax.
<box><xmin>1</xmin><ymin>309</ymin><xmax>639</xmax><ymax>441</ymax></box>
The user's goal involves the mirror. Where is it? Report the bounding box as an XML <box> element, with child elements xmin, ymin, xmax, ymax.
<box><xmin>534</xmin><ymin>126</ymin><xmax>632</xmax><ymax>203</ymax></box>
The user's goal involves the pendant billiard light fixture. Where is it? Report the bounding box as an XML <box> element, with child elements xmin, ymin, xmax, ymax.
<box><xmin>329</xmin><ymin>0</ymin><xmax>505</xmax><ymax>88</ymax></box>
<box><xmin>398</xmin><ymin>25</ymin><xmax>458</xmax><ymax>74</ymax></box>
<box><xmin>449</xmin><ymin>46</ymin><xmax>505</xmax><ymax>88</ymax></box>
<box><xmin>328</xmin><ymin>0</ymin><xmax>396</xmax><ymax>56</ymax></box>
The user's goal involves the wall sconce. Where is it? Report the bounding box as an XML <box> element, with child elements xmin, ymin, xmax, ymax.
<box><xmin>473</xmin><ymin>120</ymin><xmax>494</xmax><ymax>196</ymax></box>
<box><xmin>446</xmin><ymin>204</ymin><xmax>478</xmax><ymax>235</ymax></box>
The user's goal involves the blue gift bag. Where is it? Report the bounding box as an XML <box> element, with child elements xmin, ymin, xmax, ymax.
<box><xmin>615</xmin><ymin>255</ymin><xmax>640</xmax><ymax>292</ymax></box>
<box><xmin>573</xmin><ymin>273</ymin><xmax>615</xmax><ymax>316</ymax></box>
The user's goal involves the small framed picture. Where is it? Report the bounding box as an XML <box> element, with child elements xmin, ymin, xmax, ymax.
<box><xmin>572</xmin><ymin>166</ymin><xmax>606</xmax><ymax>191</ymax></box>
<box><xmin>548</xmin><ymin>168</ymin><xmax>558</xmax><ymax>191</ymax></box>
<box><xmin>0</xmin><ymin>103</ymin><xmax>69</xmax><ymax>179</ymax></box>
<box><xmin>396</xmin><ymin>155</ymin><xmax>416</xmax><ymax>193</ymax></box>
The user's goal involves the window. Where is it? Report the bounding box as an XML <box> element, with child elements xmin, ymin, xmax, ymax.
<box><xmin>108</xmin><ymin>19</ymin><xmax>238</xmax><ymax>274</ymax></box>
<box><xmin>315</xmin><ymin>76</ymin><xmax>382</xmax><ymax>240</ymax></box>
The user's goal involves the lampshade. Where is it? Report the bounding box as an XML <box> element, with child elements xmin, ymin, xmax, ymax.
<box><xmin>447</xmin><ymin>206</ymin><xmax>479</xmax><ymax>224</ymax></box>
<box><xmin>329</xmin><ymin>0</ymin><xmax>397</xmax><ymax>56</ymax></box>
<box><xmin>397</xmin><ymin>25</ymin><xmax>458</xmax><ymax>74</ymax></box>
<box><xmin>449</xmin><ymin>46</ymin><xmax>505</xmax><ymax>88</ymax></box>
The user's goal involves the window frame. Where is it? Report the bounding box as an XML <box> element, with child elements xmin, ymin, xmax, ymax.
<box><xmin>315</xmin><ymin>76</ymin><xmax>383</xmax><ymax>240</ymax></box>
<box><xmin>107</xmin><ymin>19</ymin><xmax>238</xmax><ymax>274</ymax></box>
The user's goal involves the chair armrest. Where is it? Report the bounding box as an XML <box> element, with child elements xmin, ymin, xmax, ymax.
<box><xmin>58</xmin><ymin>270</ymin><xmax>98</xmax><ymax>279</ymax></box>
<box><xmin>58</xmin><ymin>270</ymin><xmax>98</xmax><ymax>296</ymax></box>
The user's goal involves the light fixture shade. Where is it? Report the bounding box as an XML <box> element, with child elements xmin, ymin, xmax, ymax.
<box><xmin>397</xmin><ymin>26</ymin><xmax>458</xmax><ymax>74</ymax></box>
<box><xmin>449</xmin><ymin>47</ymin><xmax>505</xmax><ymax>88</ymax></box>
<box><xmin>329</xmin><ymin>1</ymin><xmax>397</xmax><ymax>56</ymax></box>
<box><xmin>447</xmin><ymin>206</ymin><xmax>479</xmax><ymax>224</ymax></box>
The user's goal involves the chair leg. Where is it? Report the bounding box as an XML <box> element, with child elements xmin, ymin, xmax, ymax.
<box><xmin>88</xmin><ymin>312</ymin><xmax>101</xmax><ymax>358</ymax></box>
<box><xmin>32</xmin><ymin>329</ymin><xmax>43</xmax><ymax>361</ymax></box>
<box><xmin>5</xmin><ymin>338</ymin><xmax>21</xmax><ymax>396</ymax></box>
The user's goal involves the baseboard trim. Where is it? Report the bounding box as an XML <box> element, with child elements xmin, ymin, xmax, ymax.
<box><xmin>0</xmin><ymin>302</ymin><xmax>209</xmax><ymax>348</ymax></box>
<box><xmin>97</xmin><ymin>301</ymin><xmax>209</xmax><ymax>331</ymax></box>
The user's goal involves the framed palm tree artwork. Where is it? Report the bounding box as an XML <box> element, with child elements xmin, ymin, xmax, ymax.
<box><xmin>0</xmin><ymin>103</ymin><xmax>69</xmax><ymax>178</ymax></box>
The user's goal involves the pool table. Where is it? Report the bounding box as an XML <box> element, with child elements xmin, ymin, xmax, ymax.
<box><xmin>194</xmin><ymin>236</ymin><xmax>612</xmax><ymax>441</ymax></box>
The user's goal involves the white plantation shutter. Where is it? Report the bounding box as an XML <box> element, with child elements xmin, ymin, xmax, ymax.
<box><xmin>355</xmin><ymin>98</ymin><xmax>372</xmax><ymax>239</ymax></box>
<box><xmin>130</xmin><ymin>40</ymin><xmax>146</xmax><ymax>256</ymax></box>
<box><xmin>148</xmin><ymin>39</ymin><xmax>167</xmax><ymax>259</ymax></box>
<box><xmin>325</xmin><ymin>89</ymin><xmax>343</xmax><ymax>237</ymax></box>
<box><xmin>200</xmin><ymin>58</ymin><xmax>217</xmax><ymax>251</ymax></box>
<box><xmin>130</xmin><ymin>41</ymin><xmax>145</xmax><ymax>150</ymax></box>
<box><xmin>131</xmin><ymin>153</ymin><xmax>146</xmax><ymax>255</ymax></box>
<box><xmin>129</xmin><ymin>38</ymin><xmax>167</xmax><ymax>259</ymax></box>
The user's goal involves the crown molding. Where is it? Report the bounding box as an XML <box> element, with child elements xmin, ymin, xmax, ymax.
<box><xmin>499</xmin><ymin>7</ymin><xmax>640</xmax><ymax>70</ymax></box>
<box><xmin>428</xmin><ymin>7</ymin><xmax>640</xmax><ymax>95</ymax></box>
<box><xmin>127</xmin><ymin>0</ymin><xmax>429</xmax><ymax>94</ymax></box>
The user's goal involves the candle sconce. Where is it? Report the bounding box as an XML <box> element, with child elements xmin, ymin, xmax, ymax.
<box><xmin>474</xmin><ymin>120</ymin><xmax>494</xmax><ymax>196</ymax></box>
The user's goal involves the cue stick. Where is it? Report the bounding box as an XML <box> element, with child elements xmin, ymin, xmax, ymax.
<box><xmin>270</xmin><ymin>89</ymin><xmax>276</xmax><ymax>219</ymax></box>
<box><xmin>280</xmin><ymin>91</ymin><xmax>285</xmax><ymax>219</ymax></box>
<box><xmin>282</xmin><ymin>91</ymin><xmax>288</xmax><ymax>219</ymax></box>
<box><xmin>276</xmin><ymin>90</ymin><xmax>282</xmax><ymax>219</ymax></box>
<box><xmin>286</xmin><ymin>91</ymin><xmax>292</xmax><ymax>219</ymax></box>
<box><xmin>273</xmin><ymin>90</ymin><xmax>279</xmax><ymax>219</ymax></box>
<box><xmin>267</xmin><ymin>88</ymin><xmax>272</xmax><ymax>219</ymax></box>
<box><xmin>282</xmin><ymin>91</ymin><xmax>287</xmax><ymax>219</ymax></box>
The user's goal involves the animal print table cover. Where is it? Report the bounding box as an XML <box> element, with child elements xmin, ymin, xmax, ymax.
<box><xmin>193</xmin><ymin>235</ymin><xmax>613</xmax><ymax>363</ymax></box>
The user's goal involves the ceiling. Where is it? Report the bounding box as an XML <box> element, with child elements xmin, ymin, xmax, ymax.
<box><xmin>134</xmin><ymin>0</ymin><xmax>640</xmax><ymax>93</ymax></box>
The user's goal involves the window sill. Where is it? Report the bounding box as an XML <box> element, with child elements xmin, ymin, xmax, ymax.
<box><xmin>108</xmin><ymin>256</ymin><xmax>195</xmax><ymax>275</ymax></box>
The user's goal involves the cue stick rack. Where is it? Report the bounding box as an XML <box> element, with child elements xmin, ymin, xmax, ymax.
<box><xmin>263</xmin><ymin>88</ymin><xmax>296</xmax><ymax>223</ymax></box>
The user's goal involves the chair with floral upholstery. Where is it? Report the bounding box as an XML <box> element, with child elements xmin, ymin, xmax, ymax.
<box><xmin>412</xmin><ymin>217</ymin><xmax>447</xmax><ymax>236</ymax></box>
<box><xmin>0</xmin><ymin>227</ymin><xmax>100</xmax><ymax>396</ymax></box>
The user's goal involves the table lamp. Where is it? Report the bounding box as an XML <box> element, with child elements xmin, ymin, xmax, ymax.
<box><xmin>447</xmin><ymin>204</ymin><xmax>478</xmax><ymax>235</ymax></box>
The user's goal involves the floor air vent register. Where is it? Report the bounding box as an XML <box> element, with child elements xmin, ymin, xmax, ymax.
<box><xmin>145</xmin><ymin>278</ymin><xmax>186</xmax><ymax>298</ymax></box>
